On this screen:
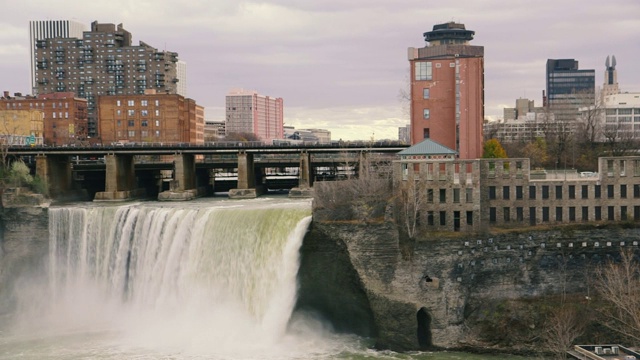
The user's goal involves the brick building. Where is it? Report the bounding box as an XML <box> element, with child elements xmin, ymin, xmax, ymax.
<box><xmin>408</xmin><ymin>22</ymin><xmax>484</xmax><ymax>159</ymax></box>
<box><xmin>0</xmin><ymin>91</ymin><xmax>87</xmax><ymax>145</ymax></box>
<box><xmin>33</xmin><ymin>21</ymin><xmax>183</xmax><ymax>138</ymax></box>
<box><xmin>395</xmin><ymin>140</ymin><xmax>640</xmax><ymax>232</ymax></box>
<box><xmin>97</xmin><ymin>92</ymin><xmax>203</xmax><ymax>145</ymax></box>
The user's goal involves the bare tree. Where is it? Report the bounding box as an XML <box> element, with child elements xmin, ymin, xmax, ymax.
<box><xmin>394</xmin><ymin>169</ymin><xmax>427</xmax><ymax>239</ymax></box>
<box><xmin>594</xmin><ymin>248</ymin><xmax>640</xmax><ymax>343</ymax></box>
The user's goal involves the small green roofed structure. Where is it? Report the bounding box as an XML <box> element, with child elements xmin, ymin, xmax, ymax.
<box><xmin>397</xmin><ymin>138</ymin><xmax>457</xmax><ymax>161</ymax></box>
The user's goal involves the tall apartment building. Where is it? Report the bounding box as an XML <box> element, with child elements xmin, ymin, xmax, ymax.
<box><xmin>29</xmin><ymin>20</ymin><xmax>86</xmax><ymax>94</ymax></box>
<box><xmin>545</xmin><ymin>59</ymin><xmax>595</xmax><ymax>122</ymax></box>
<box><xmin>0</xmin><ymin>91</ymin><xmax>87</xmax><ymax>146</ymax></box>
<box><xmin>225</xmin><ymin>89</ymin><xmax>283</xmax><ymax>142</ymax></box>
<box><xmin>97</xmin><ymin>92</ymin><xmax>203</xmax><ymax>145</ymax></box>
<box><xmin>408</xmin><ymin>22</ymin><xmax>484</xmax><ymax>159</ymax></box>
<box><xmin>33</xmin><ymin>21</ymin><xmax>182</xmax><ymax>139</ymax></box>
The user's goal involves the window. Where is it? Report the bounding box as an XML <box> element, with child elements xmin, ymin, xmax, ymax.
<box><xmin>141</xmin><ymin>100</ymin><xmax>148</xmax><ymax>106</ymax></box>
<box><xmin>141</xmin><ymin>110</ymin><xmax>148</xmax><ymax>117</ymax></box>
<box><xmin>453</xmin><ymin>188</ymin><xmax>460</xmax><ymax>203</ymax></box>
<box><xmin>635</xmin><ymin>206</ymin><xmax>640</xmax><ymax>221</ymax></box>
<box><xmin>503</xmin><ymin>186</ymin><xmax>510</xmax><ymax>200</ymax></box>
<box><xmin>489</xmin><ymin>208</ymin><xmax>496</xmax><ymax>223</ymax></box>
<box><xmin>516</xmin><ymin>186</ymin><xmax>523</xmax><ymax>200</ymax></box>
<box><xmin>423</xmin><ymin>109</ymin><xmax>430</xmax><ymax>119</ymax></box>
<box><xmin>155</xmin><ymin>100</ymin><xmax>160</xmax><ymax>106</ymax></box>
<box><xmin>595</xmin><ymin>206</ymin><xmax>602</xmax><ymax>220</ymax></box>
<box><xmin>556</xmin><ymin>207</ymin><xmax>563</xmax><ymax>221</ymax></box>
<box><xmin>608</xmin><ymin>206</ymin><xmax>615</xmax><ymax>221</ymax></box>
<box><xmin>582</xmin><ymin>185</ymin><xmax>588</xmax><ymax>199</ymax></box>
<box><xmin>595</xmin><ymin>185</ymin><xmax>601</xmax><ymax>198</ymax></box>
<box><xmin>116</xmin><ymin>109</ymin><xmax>121</xmax><ymax>116</ymax></box>
<box><xmin>466</xmin><ymin>211</ymin><xmax>473</xmax><ymax>225</ymax></box>
<box><xmin>607</xmin><ymin>185</ymin><xmax>614</xmax><ymax>199</ymax></box>
<box><xmin>582</xmin><ymin>207</ymin><xmax>588</xmax><ymax>221</ymax></box>
<box><xmin>569</xmin><ymin>207</ymin><xmax>575</xmax><ymax>221</ymax></box>
<box><xmin>155</xmin><ymin>120</ymin><xmax>160</xmax><ymax>127</ymax></box>
<box><xmin>141</xmin><ymin>120</ymin><xmax>148</xmax><ymax>127</ymax></box>
<box><xmin>621</xmin><ymin>206</ymin><xmax>628</xmax><ymax>221</ymax></box>
<box><xmin>427</xmin><ymin>211</ymin><xmax>434</xmax><ymax>225</ymax></box>
<box><xmin>128</xmin><ymin>120</ymin><xmax>135</xmax><ymax>127</ymax></box>
<box><xmin>466</xmin><ymin>188</ymin><xmax>473</xmax><ymax>203</ymax></box>
<box><xmin>414</xmin><ymin>61</ymin><xmax>432</xmax><ymax>81</ymax></box>
<box><xmin>128</xmin><ymin>109</ymin><xmax>135</xmax><ymax>116</ymax></box>
<box><xmin>568</xmin><ymin>185</ymin><xmax>575</xmax><ymax>199</ymax></box>
<box><xmin>439</xmin><ymin>189</ymin><xmax>446</xmax><ymax>203</ymax></box>
<box><xmin>516</xmin><ymin>207</ymin><xmax>523</xmax><ymax>222</ymax></box>
<box><xmin>635</xmin><ymin>184</ymin><xmax>640</xmax><ymax>198</ymax></box>
<box><xmin>423</xmin><ymin>88</ymin><xmax>430</xmax><ymax>99</ymax></box>
<box><xmin>427</xmin><ymin>189</ymin><xmax>433</xmax><ymax>203</ymax></box>
<box><xmin>530</xmin><ymin>207</ymin><xmax>536</xmax><ymax>225</ymax></box>
<box><xmin>155</xmin><ymin>130</ymin><xmax>160</xmax><ymax>137</ymax></box>
<box><xmin>542</xmin><ymin>207</ymin><xmax>549</xmax><ymax>222</ymax></box>
<box><xmin>128</xmin><ymin>130</ymin><xmax>135</xmax><ymax>137</ymax></box>
<box><xmin>529</xmin><ymin>186</ymin><xmax>536</xmax><ymax>199</ymax></box>
<box><xmin>503</xmin><ymin>207</ymin><xmax>510</xmax><ymax>222</ymax></box>
<box><xmin>489</xmin><ymin>186</ymin><xmax>496</xmax><ymax>200</ymax></box>
<box><xmin>542</xmin><ymin>186</ymin><xmax>549</xmax><ymax>199</ymax></box>
<box><xmin>621</xmin><ymin>184</ymin><xmax>627</xmax><ymax>198</ymax></box>
<box><xmin>439</xmin><ymin>211</ymin><xmax>446</xmax><ymax>226</ymax></box>
<box><xmin>555</xmin><ymin>186</ymin><xmax>562</xmax><ymax>199</ymax></box>
<box><xmin>127</xmin><ymin>100</ymin><xmax>134</xmax><ymax>106</ymax></box>
<box><xmin>155</xmin><ymin>109</ymin><xmax>160</xmax><ymax>116</ymax></box>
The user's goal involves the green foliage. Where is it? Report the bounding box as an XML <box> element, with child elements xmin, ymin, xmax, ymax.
<box><xmin>8</xmin><ymin>161</ymin><xmax>33</xmax><ymax>187</ymax></box>
<box><xmin>482</xmin><ymin>139</ymin><xmax>507</xmax><ymax>159</ymax></box>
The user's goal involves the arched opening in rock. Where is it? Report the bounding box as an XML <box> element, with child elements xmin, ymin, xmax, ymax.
<box><xmin>416</xmin><ymin>307</ymin><xmax>432</xmax><ymax>349</ymax></box>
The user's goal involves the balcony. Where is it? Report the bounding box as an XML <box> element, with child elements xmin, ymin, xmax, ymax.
<box><xmin>36</xmin><ymin>40</ymin><xmax>47</xmax><ymax>49</ymax></box>
<box><xmin>37</xmin><ymin>79</ymin><xmax>48</xmax><ymax>85</ymax></box>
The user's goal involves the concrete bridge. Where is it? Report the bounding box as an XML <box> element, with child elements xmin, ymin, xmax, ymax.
<box><xmin>8</xmin><ymin>143</ymin><xmax>406</xmax><ymax>201</ymax></box>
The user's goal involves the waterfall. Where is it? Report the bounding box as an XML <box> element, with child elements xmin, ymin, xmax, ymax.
<box><xmin>16</xmin><ymin>199</ymin><xmax>319</xmax><ymax>357</ymax></box>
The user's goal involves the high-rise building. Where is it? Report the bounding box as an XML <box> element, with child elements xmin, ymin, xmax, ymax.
<box><xmin>602</xmin><ymin>55</ymin><xmax>620</xmax><ymax>98</ymax></box>
<box><xmin>29</xmin><ymin>20</ymin><xmax>87</xmax><ymax>95</ymax></box>
<box><xmin>225</xmin><ymin>89</ymin><xmax>283</xmax><ymax>142</ymax></box>
<box><xmin>545</xmin><ymin>59</ymin><xmax>595</xmax><ymax>122</ymax></box>
<box><xmin>33</xmin><ymin>21</ymin><xmax>182</xmax><ymax>140</ymax></box>
<box><xmin>176</xmin><ymin>60</ymin><xmax>187</xmax><ymax>97</ymax></box>
<box><xmin>97</xmin><ymin>91</ymin><xmax>203</xmax><ymax>145</ymax></box>
<box><xmin>407</xmin><ymin>22</ymin><xmax>484</xmax><ymax>159</ymax></box>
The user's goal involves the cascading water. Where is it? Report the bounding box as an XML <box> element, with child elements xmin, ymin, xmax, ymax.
<box><xmin>2</xmin><ymin>198</ymin><xmax>356</xmax><ymax>359</ymax></box>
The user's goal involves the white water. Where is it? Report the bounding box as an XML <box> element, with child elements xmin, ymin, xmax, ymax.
<box><xmin>1</xmin><ymin>198</ymin><xmax>369</xmax><ymax>359</ymax></box>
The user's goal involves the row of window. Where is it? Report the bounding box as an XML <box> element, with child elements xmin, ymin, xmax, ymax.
<box><xmin>488</xmin><ymin>184</ymin><xmax>639</xmax><ymax>201</ymax></box>
<box><xmin>115</xmin><ymin>100</ymin><xmax>160</xmax><ymax>107</ymax></box>
<box><xmin>116</xmin><ymin>119</ymin><xmax>161</xmax><ymax>127</ymax></box>
<box><xmin>115</xmin><ymin>109</ymin><xmax>160</xmax><ymax>117</ymax></box>
<box><xmin>488</xmin><ymin>205</ymin><xmax>640</xmax><ymax>223</ymax></box>
<box><xmin>116</xmin><ymin>130</ymin><xmax>161</xmax><ymax>138</ymax></box>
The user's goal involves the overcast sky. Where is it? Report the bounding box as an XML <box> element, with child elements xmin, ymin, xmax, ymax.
<box><xmin>2</xmin><ymin>0</ymin><xmax>639</xmax><ymax>140</ymax></box>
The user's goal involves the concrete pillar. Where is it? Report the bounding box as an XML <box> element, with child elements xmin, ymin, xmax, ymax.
<box><xmin>36</xmin><ymin>154</ymin><xmax>72</xmax><ymax>197</ymax></box>
<box><xmin>298</xmin><ymin>151</ymin><xmax>312</xmax><ymax>188</ymax></box>
<box><xmin>94</xmin><ymin>154</ymin><xmax>144</xmax><ymax>201</ymax></box>
<box><xmin>358</xmin><ymin>151</ymin><xmax>368</xmax><ymax>177</ymax></box>
<box><xmin>229</xmin><ymin>151</ymin><xmax>260</xmax><ymax>199</ymax></box>
<box><xmin>173</xmin><ymin>153</ymin><xmax>196</xmax><ymax>191</ymax></box>
<box><xmin>289</xmin><ymin>151</ymin><xmax>314</xmax><ymax>198</ymax></box>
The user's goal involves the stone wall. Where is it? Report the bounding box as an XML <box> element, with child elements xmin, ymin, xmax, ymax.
<box><xmin>300</xmin><ymin>217</ymin><xmax>640</xmax><ymax>352</ymax></box>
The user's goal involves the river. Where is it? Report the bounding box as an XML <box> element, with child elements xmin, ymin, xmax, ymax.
<box><xmin>0</xmin><ymin>197</ymin><xmax>533</xmax><ymax>359</ymax></box>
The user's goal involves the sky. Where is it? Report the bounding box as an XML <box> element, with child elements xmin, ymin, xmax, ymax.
<box><xmin>1</xmin><ymin>0</ymin><xmax>639</xmax><ymax>141</ymax></box>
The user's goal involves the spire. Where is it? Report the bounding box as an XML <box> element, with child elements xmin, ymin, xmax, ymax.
<box><xmin>605</xmin><ymin>55</ymin><xmax>610</xmax><ymax>69</ymax></box>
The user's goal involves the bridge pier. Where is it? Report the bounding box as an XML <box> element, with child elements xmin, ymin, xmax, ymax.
<box><xmin>229</xmin><ymin>151</ymin><xmax>263</xmax><ymax>199</ymax></box>
<box><xmin>158</xmin><ymin>153</ymin><xmax>208</xmax><ymax>201</ymax></box>
<box><xmin>36</xmin><ymin>154</ymin><xmax>73</xmax><ymax>197</ymax></box>
<box><xmin>94</xmin><ymin>154</ymin><xmax>146</xmax><ymax>201</ymax></box>
<box><xmin>289</xmin><ymin>151</ymin><xmax>314</xmax><ymax>198</ymax></box>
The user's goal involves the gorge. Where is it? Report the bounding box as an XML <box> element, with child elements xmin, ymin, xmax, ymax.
<box><xmin>0</xmin><ymin>197</ymin><xmax>636</xmax><ymax>358</ymax></box>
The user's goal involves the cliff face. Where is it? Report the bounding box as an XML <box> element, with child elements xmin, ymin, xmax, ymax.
<box><xmin>299</xmin><ymin>217</ymin><xmax>640</xmax><ymax>352</ymax></box>
<box><xmin>0</xmin><ymin>204</ymin><xmax>49</xmax><ymax>322</ymax></box>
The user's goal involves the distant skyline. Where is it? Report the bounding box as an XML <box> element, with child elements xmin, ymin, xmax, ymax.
<box><xmin>2</xmin><ymin>0</ymin><xmax>639</xmax><ymax>140</ymax></box>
